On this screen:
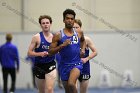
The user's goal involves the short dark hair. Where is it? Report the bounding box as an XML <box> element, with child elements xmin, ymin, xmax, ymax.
<box><xmin>75</xmin><ymin>19</ymin><xmax>82</xmax><ymax>27</ymax></box>
<box><xmin>39</xmin><ymin>15</ymin><xmax>52</xmax><ymax>24</ymax></box>
<box><xmin>63</xmin><ymin>9</ymin><xmax>76</xmax><ymax>20</ymax></box>
<box><xmin>6</xmin><ymin>33</ymin><xmax>12</xmax><ymax>42</ymax></box>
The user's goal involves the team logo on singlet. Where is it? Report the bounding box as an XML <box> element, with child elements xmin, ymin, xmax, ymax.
<box><xmin>42</xmin><ymin>45</ymin><xmax>49</xmax><ymax>49</ymax></box>
<box><xmin>70</xmin><ymin>36</ymin><xmax>78</xmax><ymax>44</ymax></box>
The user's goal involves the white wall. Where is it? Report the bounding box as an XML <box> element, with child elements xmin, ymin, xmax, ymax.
<box><xmin>0</xmin><ymin>0</ymin><xmax>22</xmax><ymax>31</ymax></box>
<box><xmin>87</xmin><ymin>31</ymin><xmax>140</xmax><ymax>88</ymax></box>
<box><xmin>0</xmin><ymin>0</ymin><xmax>140</xmax><ymax>31</ymax></box>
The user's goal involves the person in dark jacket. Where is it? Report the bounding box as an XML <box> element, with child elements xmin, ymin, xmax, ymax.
<box><xmin>0</xmin><ymin>33</ymin><xmax>20</xmax><ymax>93</ymax></box>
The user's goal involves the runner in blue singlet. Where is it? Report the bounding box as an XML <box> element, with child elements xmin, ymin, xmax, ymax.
<box><xmin>48</xmin><ymin>9</ymin><xmax>86</xmax><ymax>93</ymax></box>
<box><xmin>27</xmin><ymin>15</ymin><xmax>56</xmax><ymax>93</ymax></box>
<box><xmin>74</xmin><ymin>19</ymin><xmax>98</xmax><ymax>93</ymax></box>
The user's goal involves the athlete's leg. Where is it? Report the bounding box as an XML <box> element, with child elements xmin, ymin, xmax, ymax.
<box><xmin>2</xmin><ymin>68</ymin><xmax>8</xmax><ymax>93</ymax></box>
<box><xmin>32</xmin><ymin>68</ymin><xmax>36</xmax><ymax>88</ymax></box>
<box><xmin>62</xmin><ymin>81</ymin><xmax>69</xmax><ymax>93</ymax></box>
<box><xmin>76</xmin><ymin>80</ymin><xmax>79</xmax><ymax>89</ymax></box>
<box><xmin>45</xmin><ymin>69</ymin><xmax>56</xmax><ymax>93</ymax></box>
<box><xmin>57</xmin><ymin>70</ymin><xmax>63</xmax><ymax>89</ymax></box>
<box><xmin>9</xmin><ymin>68</ymin><xmax>16</xmax><ymax>92</ymax></box>
<box><xmin>35</xmin><ymin>77</ymin><xmax>45</xmax><ymax>93</ymax></box>
<box><xmin>80</xmin><ymin>80</ymin><xmax>89</xmax><ymax>93</ymax></box>
<box><xmin>68</xmin><ymin>68</ymin><xmax>80</xmax><ymax>93</ymax></box>
<box><xmin>79</xmin><ymin>62</ymin><xmax>90</xmax><ymax>93</ymax></box>
<box><xmin>59</xmin><ymin>64</ymin><xmax>69</xmax><ymax>93</ymax></box>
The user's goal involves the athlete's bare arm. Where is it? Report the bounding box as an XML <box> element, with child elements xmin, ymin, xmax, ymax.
<box><xmin>81</xmin><ymin>36</ymin><xmax>98</xmax><ymax>63</ymax></box>
<box><xmin>48</xmin><ymin>32</ymin><xmax>71</xmax><ymax>56</ymax></box>
<box><xmin>27</xmin><ymin>34</ymin><xmax>48</xmax><ymax>57</ymax></box>
<box><xmin>86</xmin><ymin>36</ymin><xmax>97</xmax><ymax>58</ymax></box>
